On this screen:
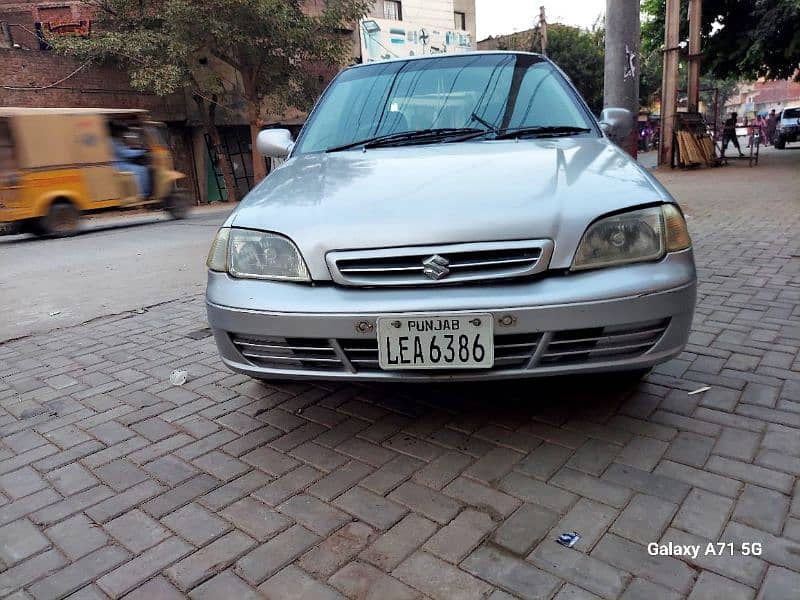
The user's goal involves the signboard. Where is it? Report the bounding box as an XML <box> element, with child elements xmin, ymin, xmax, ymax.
<box><xmin>359</xmin><ymin>18</ymin><xmax>472</xmax><ymax>63</ymax></box>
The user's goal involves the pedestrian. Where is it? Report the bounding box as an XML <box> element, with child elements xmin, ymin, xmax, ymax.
<box><xmin>755</xmin><ymin>114</ymin><xmax>768</xmax><ymax>147</ymax></box>
<box><xmin>721</xmin><ymin>112</ymin><xmax>744</xmax><ymax>158</ymax></box>
<box><xmin>766</xmin><ymin>109</ymin><xmax>778</xmax><ymax>145</ymax></box>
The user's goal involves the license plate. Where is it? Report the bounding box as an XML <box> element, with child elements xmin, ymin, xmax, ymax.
<box><xmin>377</xmin><ymin>314</ymin><xmax>494</xmax><ymax>370</ymax></box>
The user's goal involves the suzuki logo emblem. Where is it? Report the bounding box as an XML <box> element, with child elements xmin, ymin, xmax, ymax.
<box><xmin>422</xmin><ymin>254</ymin><xmax>450</xmax><ymax>280</ymax></box>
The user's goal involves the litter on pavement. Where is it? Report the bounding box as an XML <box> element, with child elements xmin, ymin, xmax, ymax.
<box><xmin>688</xmin><ymin>386</ymin><xmax>711</xmax><ymax>395</ymax></box>
<box><xmin>556</xmin><ymin>532</ymin><xmax>581</xmax><ymax>548</ymax></box>
<box><xmin>169</xmin><ymin>369</ymin><xmax>189</xmax><ymax>386</ymax></box>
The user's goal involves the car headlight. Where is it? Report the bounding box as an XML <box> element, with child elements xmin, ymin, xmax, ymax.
<box><xmin>206</xmin><ymin>227</ymin><xmax>311</xmax><ymax>282</ymax></box>
<box><xmin>572</xmin><ymin>204</ymin><xmax>690</xmax><ymax>271</ymax></box>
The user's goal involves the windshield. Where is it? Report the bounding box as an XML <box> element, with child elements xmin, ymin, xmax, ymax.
<box><xmin>293</xmin><ymin>53</ymin><xmax>596</xmax><ymax>155</ymax></box>
<box><xmin>783</xmin><ymin>108</ymin><xmax>800</xmax><ymax>119</ymax></box>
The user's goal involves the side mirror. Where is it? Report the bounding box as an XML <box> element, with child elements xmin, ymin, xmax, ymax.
<box><xmin>256</xmin><ymin>128</ymin><xmax>294</xmax><ymax>158</ymax></box>
<box><xmin>599</xmin><ymin>108</ymin><xmax>635</xmax><ymax>145</ymax></box>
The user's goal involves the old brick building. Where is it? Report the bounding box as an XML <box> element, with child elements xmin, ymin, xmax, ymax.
<box><xmin>0</xmin><ymin>1</ymin><xmax>203</xmax><ymax>199</ymax></box>
<box><xmin>1</xmin><ymin>0</ymin><xmax>477</xmax><ymax>202</ymax></box>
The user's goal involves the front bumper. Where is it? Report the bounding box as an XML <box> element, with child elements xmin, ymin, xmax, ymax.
<box><xmin>206</xmin><ymin>250</ymin><xmax>697</xmax><ymax>381</ymax></box>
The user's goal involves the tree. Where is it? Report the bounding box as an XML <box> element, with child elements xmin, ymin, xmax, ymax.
<box><xmin>493</xmin><ymin>23</ymin><xmax>606</xmax><ymax>114</ymax></box>
<box><xmin>546</xmin><ymin>24</ymin><xmax>606</xmax><ymax>114</ymax></box>
<box><xmin>54</xmin><ymin>0</ymin><xmax>369</xmax><ymax>198</ymax></box>
<box><xmin>641</xmin><ymin>0</ymin><xmax>800</xmax><ymax>82</ymax></box>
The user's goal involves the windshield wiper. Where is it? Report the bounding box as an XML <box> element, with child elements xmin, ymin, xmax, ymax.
<box><xmin>493</xmin><ymin>126</ymin><xmax>592</xmax><ymax>140</ymax></box>
<box><xmin>326</xmin><ymin>127</ymin><xmax>488</xmax><ymax>152</ymax></box>
<box><xmin>469</xmin><ymin>112</ymin><xmax>500</xmax><ymax>134</ymax></box>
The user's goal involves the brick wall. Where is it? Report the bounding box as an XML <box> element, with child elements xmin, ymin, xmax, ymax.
<box><xmin>1</xmin><ymin>0</ymin><xmax>185</xmax><ymax>120</ymax></box>
<box><xmin>0</xmin><ymin>49</ymin><xmax>187</xmax><ymax>121</ymax></box>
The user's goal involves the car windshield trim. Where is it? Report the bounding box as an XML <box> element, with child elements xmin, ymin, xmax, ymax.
<box><xmin>492</xmin><ymin>125</ymin><xmax>592</xmax><ymax>140</ymax></box>
<box><xmin>325</xmin><ymin>127</ymin><xmax>489</xmax><ymax>153</ymax></box>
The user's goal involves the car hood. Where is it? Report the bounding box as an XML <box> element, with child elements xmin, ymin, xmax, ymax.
<box><xmin>230</xmin><ymin>138</ymin><xmax>670</xmax><ymax>278</ymax></box>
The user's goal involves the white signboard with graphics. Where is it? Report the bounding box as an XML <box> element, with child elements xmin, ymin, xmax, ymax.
<box><xmin>359</xmin><ymin>18</ymin><xmax>472</xmax><ymax>63</ymax></box>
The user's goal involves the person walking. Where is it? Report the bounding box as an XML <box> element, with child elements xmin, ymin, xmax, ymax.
<box><xmin>755</xmin><ymin>114</ymin><xmax>768</xmax><ymax>148</ymax></box>
<box><xmin>766</xmin><ymin>109</ymin><xmax>778</xmax><ymax>145</ymax></box>
<box><xmin>721</xmin><ymin>112</ymin><xmax>744</xmax><ymax>158</ymax></box>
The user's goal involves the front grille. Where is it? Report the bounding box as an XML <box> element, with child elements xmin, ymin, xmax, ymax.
<box><xmin>229</xmin><ymin>318</ymin><xmax>669</xmax><ymax>375</ymax></box>
<box><xmin>327</xmin><ymin>240</ymin><xmax>554</xmax><ymax>287</ymax></box>
<box><xmin>230</xmin><ymin>335</ymin><xmax>344</xmax><ymax>371</ymax></box>
<box><xmin>539</xmin><ymin>318</ymin><xmax>670</xmax><ymax>366</ymax></box>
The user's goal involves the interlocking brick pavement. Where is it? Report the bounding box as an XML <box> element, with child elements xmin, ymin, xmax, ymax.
<box><xmin>0</xmin><ymin>150</ymin><xmax>799</xmax><ymax>598</ymax></box>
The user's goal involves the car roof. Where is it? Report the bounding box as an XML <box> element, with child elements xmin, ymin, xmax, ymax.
<box><xmin>348</xmin><ymin>50</ymin><xmax>547</xmax><ymax>70</ymax></box>
<box><xmin>0</xmin><ymin>107</ymin><xmax>147</xmax><ymax>117</ymax></box>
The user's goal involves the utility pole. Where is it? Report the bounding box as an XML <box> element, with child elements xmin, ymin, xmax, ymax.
<box><xmin>603</xmin><ymin>0</ymin><xmax>640</xmax><ymax>157</ymax></box>
<box><xmin>659</xmin><ymin>0</ymin><xmax>680</xmax><ymax>166</ymax></box>
<box><xmin>687</xmin><ymin>0</ymin><xmax>702</xmax><ymax>113</ymax></box>
<box><xmin>539</xmin><ymin>6</ymin><xmax>547</xmax><ymax>56</ymax></box>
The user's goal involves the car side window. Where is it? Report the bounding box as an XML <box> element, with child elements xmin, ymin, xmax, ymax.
<box><xmin>507</xmin><ymin>65</ymin><xmax>588</xmax><ymax>129</ymax></box>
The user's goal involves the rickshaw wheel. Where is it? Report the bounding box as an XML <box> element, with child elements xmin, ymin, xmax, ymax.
<box><xmin>164</xmin><ymin>192</ymin><xmax>192</xmax><ymax>220</ymax></box>
<box><xmin>38</xmin><ymin>200</ymin><xmax>80</xmax><ymax>237</ymax></box>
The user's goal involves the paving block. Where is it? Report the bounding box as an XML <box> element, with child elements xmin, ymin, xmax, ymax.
<box><xmin>97</xmin><ymin>536</ymin><xmax>192</xmax><ymax>598</ymax></box>
<box><xmin>687</xmin><ymin>571</ymin><xmax>755</xmax><ymax>600</ymax></box>
<box><xmin>333</xmin><ymin>486</ymin><xmax>407</xmax><ymax>530</ymax></box>
<box><xmin>92</xmin><ymin>459</ymin><xmax>148</xmax><ymax>492</ymax></box>
<box><xmin>161</xmin><ymin>502</ymin><xmax>231</xmax><ymax>546</ymax></box>
<box><xmin>388</xmin><ymin>481</ymin><xmax>461</xmax><ymax>525</ymax></box>
<box><xmin>44</xmin><ymin>514</ymin><xmax>108</xmax><ymax>560</ymax></box>
<box><xmin>329</xmin><ymin>561</ymin><xmax>418</xmax><ymax>600</ymax></box>
<box><xmin>124</xmin><ymin>576</ymin><xmax>185</xmax><ymax>600</ymax></box>
<box><xmin>445</xmin><ymin>476</ymin><xmax>521</xmax><ymax>518</ymax></box>
<box><xmin>609</xmin><ymin>493</ymin><xmax>678</xmax><ymax>545</ymax></box>
<box><xmin>733</xmin><ymin>484</ymin><xmax>790</xmax><ymax>534</ymax></box>
<box><xmin>0</xmin><ymin>467</ymin><xmax>48</xmax><ymax>500</ymax></box>
<box><xmin>424</xmin><ymin>509</ymin><xmax>495</xmax><ymax>563</ymax></box>
<box><xmin>188</xmin><ymin>571</ymin><xmax>261</xmax><ymax>600</ymax></box>
<box><xmin>394</xmin><ymin>551</ymin><xmax>494</xmax><ymax>600</ymax></box>
<box><xmin>661</xmin><ymin>527</ymin><xmax>765</xmax><ymax>589</ymax></box>
<box><xmin>167</xmin><ymin>530</ymin><xmax>256</xmax><ymax>591</ymax></box>
<box><xmin>530</xmin><ymin>539</ymin><xmax>631</xmax><ymax>599</ymax></box>
<box><xmin>590</xmin><ymin>533</ymin><xmax>695</xmax><ymax>594</ymax></box>
<box><xmin>298</xmin><ymin>521</ymin><xmax>375</xmax><ymax>579</ymax></box>
<box><xmin>461</xmin><ymin>545</ymin><xmax>561</xmax><ymax>600</ymax></box>
<box><xmin>105</xmin><ymin>508</ymin><xmax>171</xmax><ymax>553</ymax></box>
<box><xmin>27</xmin><ymin>545</ymin><xmax>130</xmax><ymax>600</ymax></box>
<box><xmin>258</xmin><ymin>564</ymin><xmax>344</xmax><ymax>600</ymax></box>
<box><xmin>0</xmin><ymin>518</ymin><xmax>50</xmax><ymax>565</ymax></box>
<box><xmin>278</xmin><ymin>493</ymin><xmax>350</xmax><ymax>536</ymax></box>
<box><xmin>757</xmin><ymin>566</ymin><xmax>800</xmax><ymax>600</ymax></box>
<box><xmin>493</xmin><ymin>503</ymin><xmax>557</xmax><ymax>556</ymax></box>
<box><xmin>235</xmin><ymin>525</ymin><xmax>318</xmax><ymax>585</ymax></box>
<box><xmin>47</xmin><ymin>451</ymin><xmax>99</xmax><ymax>489</ymax></box>
<box><xmin>550</xmin><ymin>468</ymin><xmax>631</xmax><ymax>509</ymax></box>
<box><xmin>360</xmin><ymin>512</ymin><xmax>438</xmax><ymax>571</ymax></box>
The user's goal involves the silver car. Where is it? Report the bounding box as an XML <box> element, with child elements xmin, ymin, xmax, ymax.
<box><xmin>206</xmin><ymin>52</ymin><xmax>696</xmax><ymax>382</ymax></box>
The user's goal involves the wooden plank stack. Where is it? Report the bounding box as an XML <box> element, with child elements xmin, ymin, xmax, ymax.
<box><xmin>677</xmin><ymin>130</ymin><xmax>716</xmax><ymax>167</ymax></box>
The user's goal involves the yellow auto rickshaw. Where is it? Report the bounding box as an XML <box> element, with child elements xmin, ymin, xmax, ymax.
<box><xmin>0</xmin><ymin>107</ymin><xmax>192</xmax><ymax>236</ymax></box>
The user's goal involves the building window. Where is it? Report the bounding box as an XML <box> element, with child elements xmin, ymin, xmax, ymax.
<box><xmin>454</xmin><ymin>11</ymin><xmax>466</xmax><ymax>30</ymax></box>
<box><xmin>384</xmin><ymin>1</ymin><xmax>402</xmax><ymax>21</ymax></box>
